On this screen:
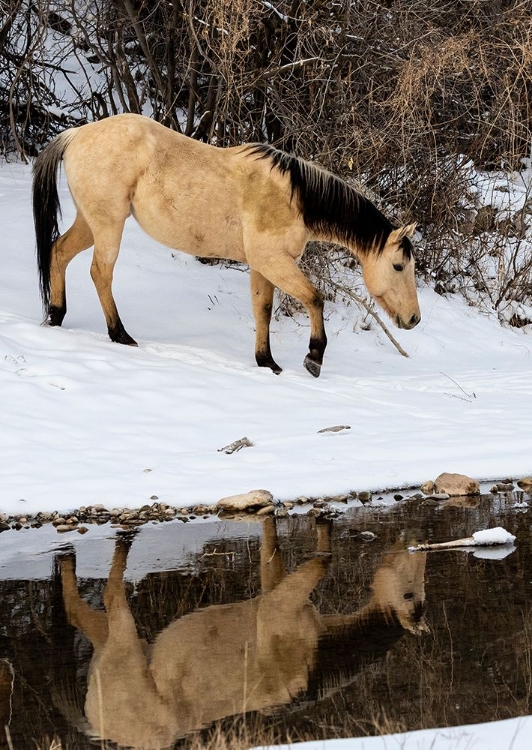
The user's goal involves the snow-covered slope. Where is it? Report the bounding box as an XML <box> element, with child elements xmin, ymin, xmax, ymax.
<box><xmin>1</xmin><ymin>162</ymin><xmax>531</xmax><ymax>515</ymax></box>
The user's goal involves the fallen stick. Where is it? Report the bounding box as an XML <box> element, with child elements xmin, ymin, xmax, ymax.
<box><xmin>409</xmin><ymin>527</ymin><xmax>515</xmax><ymax>552</ymax></box>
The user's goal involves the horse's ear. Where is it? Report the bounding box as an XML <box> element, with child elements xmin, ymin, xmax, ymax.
<box><xmin>389</xmin><ymin>223</ymin><xmax>417</xmax><ymax>244</ymax></box>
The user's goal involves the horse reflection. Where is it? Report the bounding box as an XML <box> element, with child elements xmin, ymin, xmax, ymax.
<box><xmin>59</xmin><ymin>519</ymin><xmax>427</xmax><ymax>749</ymax></box>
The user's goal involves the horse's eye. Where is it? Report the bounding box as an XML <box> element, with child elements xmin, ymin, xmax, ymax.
<box><xmin>393</xmin><ymin>263</ymin><xmax>404</xmax><ymax>272</ymax></box>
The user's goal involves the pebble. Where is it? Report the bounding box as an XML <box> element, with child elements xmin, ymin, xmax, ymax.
<box><xmin>256</xmin><ymin>505</ymin><xmax>275</xmax><ymax>516</ymax></box>
<box><xmin>56</xmin><ymin>524</ymin><xmax>75</xmax><ymax>533</ymax></box>
<box><xmin>358</xmin><ymin>491</ymin><xmax>372</xmax><ymax>503</ymax></box>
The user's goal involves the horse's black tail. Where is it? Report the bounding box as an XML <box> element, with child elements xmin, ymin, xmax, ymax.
<box><xmin>32</xmin><ymin>131</ymin><xmax>74</xmax><ymax>312</ymax></box>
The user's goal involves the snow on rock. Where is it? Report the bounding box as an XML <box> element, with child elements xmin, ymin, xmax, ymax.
<box><xmin>472</xmin><ymin>527</ymin><xmax>516</xmax><ymax>545</ymax></box>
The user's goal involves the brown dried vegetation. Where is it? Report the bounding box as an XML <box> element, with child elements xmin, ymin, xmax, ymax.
<box><xmin>2</xmin><ymin>0</ymin><xmax>532</xmax><ymax>316</ymax></box>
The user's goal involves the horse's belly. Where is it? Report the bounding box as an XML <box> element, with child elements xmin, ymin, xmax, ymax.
<box><xmin>132</xmin><ymin>184</ymin><xmax>246</xmax><ymax>262</ymax></box>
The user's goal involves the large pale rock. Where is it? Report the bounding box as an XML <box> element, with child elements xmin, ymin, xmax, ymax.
<box><xmin>217</xmin><ymin>489</ymin><xmax>274</xmax><ymax>513</ymax></box>
<box><xmin>434</xmin><ymin>472</ymin><xmax>480</xmax><ymax>497</ymax></box>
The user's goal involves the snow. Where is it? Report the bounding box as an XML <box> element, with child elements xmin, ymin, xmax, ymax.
<box><xmin>472</xmin><ymin>526</ymin><xmax>516</xmax><ymax>545</ymax></box>
<box><xmin>253</xmin><ymin>714</ymin><xmax>532</xmax><ymax>750</ymax></box>
<box><xmin>1</xmin><ymin>161</ymin><xmax>532</xmax><ymax>517</ymax></box>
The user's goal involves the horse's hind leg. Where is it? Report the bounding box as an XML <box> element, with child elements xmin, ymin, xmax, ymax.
<box><xmin>260</xmin><ymin>516</ymin><xmax>287</xmax><ymax>594</ymax></box>
<box><xmin>60</xmin><ymin>554</ymin><xmax>109</xmax><ymax>649</ymax></box>
<box><xmin>91</xmin><ymin>223</ymin><xmax>137</xmax><ymax>346</ymax></box>
<box><xmin>47</xmin><ymin>211</ymin><xmax>93</xmax><ymax>327</ymax></box>
<box><xmin>250</xmin><ymin>269</ymin><xmax>282</xmax><ymax>374</ymax></box>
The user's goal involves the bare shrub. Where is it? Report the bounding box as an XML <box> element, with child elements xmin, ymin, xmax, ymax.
<box><xmin>2</xmin><ymin>0</ymin><xmax>532</xmax><ymax>317</ymax></box>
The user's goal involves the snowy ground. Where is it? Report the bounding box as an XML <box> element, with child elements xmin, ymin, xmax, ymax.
<box><xmin>1</xmin><ymin>160</ymin><xmax>532</xmax><ymax>517</ymax></box>
<box><xmin>255</xmin><ymin>714</ymin><xmax>532</xmax><ymax>750</ymax></box>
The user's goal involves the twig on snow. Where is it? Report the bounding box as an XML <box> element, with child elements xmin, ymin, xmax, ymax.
<box><xmin>332</xmin><ymin>282</ymin><xmax>409</xmax><ymax>358</ymax></box>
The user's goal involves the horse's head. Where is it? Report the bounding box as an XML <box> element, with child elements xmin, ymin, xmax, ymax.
<box><xmin>360</xmin><ymin>223</ymin><xmax>421</xmax><ymax>330</ymax></box>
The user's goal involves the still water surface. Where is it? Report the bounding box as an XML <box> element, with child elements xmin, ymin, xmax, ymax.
<box><xmin>1</xmin><ymin>492</ymin><xmax>531</xmax><ymax>749</ymax></box>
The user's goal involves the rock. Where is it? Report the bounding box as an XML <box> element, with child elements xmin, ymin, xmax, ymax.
<box><xmin>393</xmin><ymin>494</ymin><xmax>403</xmax><ymax>501</ymax></box>
<box><xmin>358</xmin><ymin>491</ymin><xmax>372</xmax><ymax>503</ymax></box>
<box><xmin>421</xmin><ymin>480</ymin><xmax>434</xmax><ymax>495</ymax></box>
<box><xmin>358</xmin><ymin>531</ymin><xmax>376</xmax><ymax>542</ymax></box>
<box><xmin>217</xmin><ymin>489</ymin><xmax>274</xmax><ymax>513</ymax></box>
<box><xmin>0</xmin><ymin>522</ymin><xmax>10</xmax><ymax>533</ymax></box>
<box><xmin>434</xmin><ymin>472</ymin><xmax>480</xmax><ymax>497</ymax></box>
<box><xmin>52</xmin><ymin>517</ymin><xmax>66</xmax><ymax>526</ymax></box>
<box><xmin>490</xmin><ymin>483</ymin><xmax>514</xmax><ymax>493</ymax></box>
<box><xmin>517</xmin><ymin>476</ymin><xmax>532</xmax><ymax>489</ymax></box>
<box><xmin>77</xmin><ymin>526</ymin><xmax>89</xmax><ymax>534</ymax></box>
<box><xmin>424</xmin><ymin>493</ymin><xmax>450</xmax><ymax>501</ymax></box>
<box><xmin>56</xmin><ymin>524</ymin><xmax>75</xmax><ymax>533</ymax></box>
<box><xmin>317</xmin><ymin>425</ymin><xmax>351</xmax><ymax>433</ymax></box>
<box><xmin>256</xmin><ymin>505</ymin><xmax>275</xmax><ymax>516</ymax></box>
<box><xmin>275</xmin><ymin>508</ymin><xmax>289</xmax><ymax>518</ymax></box>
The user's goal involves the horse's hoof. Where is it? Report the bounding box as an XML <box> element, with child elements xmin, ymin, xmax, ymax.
<box><xmin>45</xmin><ymin>305</ymin><xmax>66</xmax><ymax>327</ymax></box>
<box><xmin>256</xmin><ymin>354</ymin><xmax>282</xmax><ymax>374</ymax></box>
<box><xmin>109</xmin><ymin>329</ymin><xmax>138</xmax><ymax>346</ymax></box>
<box><xmin>304</xmin><ymin>355</ymin><xmax>321</xmax><ymax>378</ymax></box>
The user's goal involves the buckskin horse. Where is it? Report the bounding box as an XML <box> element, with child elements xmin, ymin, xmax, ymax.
<box><xmin>33</xmin><ymin>114</ymin><xmax>420</xmax><ymax>377</ymax></box>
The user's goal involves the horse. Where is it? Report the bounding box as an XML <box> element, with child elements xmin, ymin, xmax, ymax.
<box><xmin>58</xmin><ymin>518</ymin><xmax>427</xmax><ymax>749</ymax></box>
<box><xmin>32</xmin><ymin>113</ymin><xmax>420</xmax><ymax>377</ymax></box>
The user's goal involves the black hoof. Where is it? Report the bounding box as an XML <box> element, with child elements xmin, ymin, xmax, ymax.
<box><xmin>304</xmin><ymin>355</ymin><xmax>322</xmax><ymax>378</ymax></box>
<box><xmin>45</xmin><ymin>305</ymin><xmax>66</xmax><ymax>327</ymax></box>
<box><xmin>108</xmin><ymin>323</ymin><xmax>138</xmax><ymax>346</ymax></box>
<box><xmin>256</xmin><ymin>353</ymin><xmax>283</xmax><ymax>374</ymax></box>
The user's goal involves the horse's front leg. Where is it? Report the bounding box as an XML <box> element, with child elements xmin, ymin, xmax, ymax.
<box><xmin>250</xmin><ymin>253</ymin><xmax>327</xmax><ymax>377</ymax></box>
<box><xmin>250</xmin><ymin>269</ymin><xmax>282</xmax><ymax>374</ymax></box>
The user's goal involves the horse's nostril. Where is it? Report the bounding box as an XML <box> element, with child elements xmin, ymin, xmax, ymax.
<box><xmin>409</xmin><ymin>313</ymin><xmax>420</xmax><ymax>328</ymax></box>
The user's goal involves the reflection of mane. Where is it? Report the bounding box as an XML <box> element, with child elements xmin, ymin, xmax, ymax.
<box><xmin>58</xmin><ymin>520</ymin><xmax>427</xmax><ymax>750</ymax></box>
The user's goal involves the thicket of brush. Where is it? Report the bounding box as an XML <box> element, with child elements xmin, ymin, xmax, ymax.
<box><xmin>2</xmin><ymin>0</ymin><xmax>532</xmax><ymax>322</ymax></box>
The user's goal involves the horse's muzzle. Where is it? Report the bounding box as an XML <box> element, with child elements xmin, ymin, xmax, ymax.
<box><xmin>395</xmin><ymin>313</ymin><xmax>421</xmax><ymax>330</ymax></box>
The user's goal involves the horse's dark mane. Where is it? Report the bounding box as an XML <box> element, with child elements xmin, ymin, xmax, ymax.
<box><xmin>246</xmin><ymin>144</ymin><xmax>412</xmax><ymax>258</ymax></box>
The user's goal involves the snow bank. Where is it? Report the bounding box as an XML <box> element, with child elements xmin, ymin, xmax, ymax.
<box><xmin>1</xmin><ymin>163</ymin><xmax>532</xmax><ymax>514</ymax></box>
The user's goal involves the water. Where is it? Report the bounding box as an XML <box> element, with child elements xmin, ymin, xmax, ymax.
<box><xmin>1</xmin><ymin>492</ymin><xmax>531</xmax><ymax>749</ymax></box>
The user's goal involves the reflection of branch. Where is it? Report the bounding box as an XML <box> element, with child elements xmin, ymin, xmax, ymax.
<box><xmin>332</xmin><ymin>282</ymin><xmax>409</xmax><ymax>358</ymax></box>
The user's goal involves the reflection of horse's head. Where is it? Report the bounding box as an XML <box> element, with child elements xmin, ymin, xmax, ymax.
<box><xmin>368</xmin><ymin>545</ymin><xmax>428</xmax><ymax>634</ymax></box>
